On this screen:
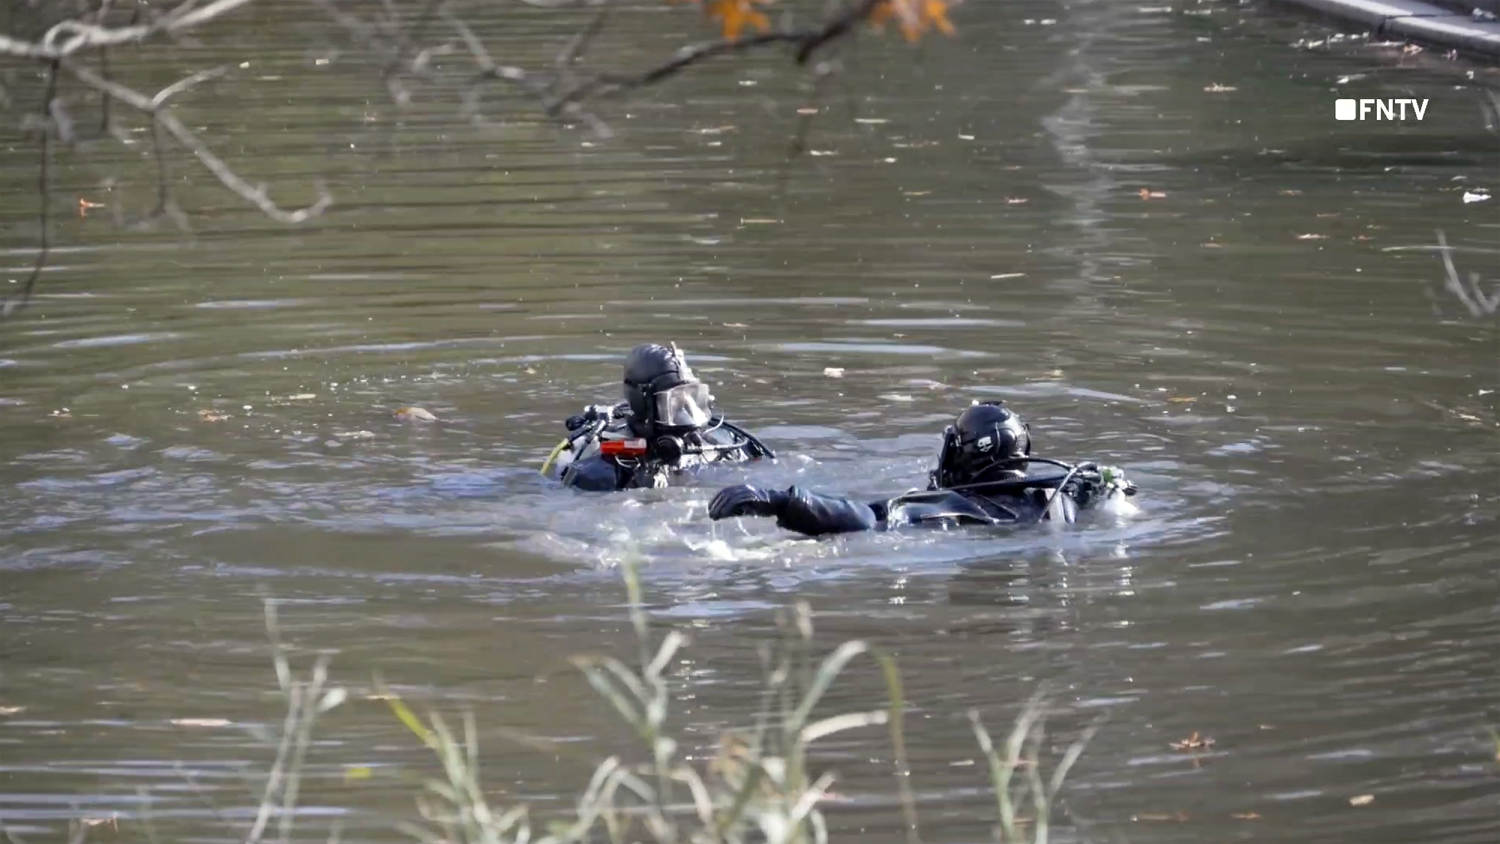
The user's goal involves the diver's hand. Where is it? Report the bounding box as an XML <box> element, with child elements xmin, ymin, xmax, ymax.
<box><xmin>709</xmin><ymin>485</ymin><xmax>788</xmax><ymax>520</ymax></box>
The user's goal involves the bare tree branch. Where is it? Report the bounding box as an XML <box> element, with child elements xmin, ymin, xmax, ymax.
<box><xmin>0</xmin><ymin>0</ymin><xmax>259</xmax><ymax>60</ymax></box>
<box><xmin>547</xmin><ymin>0</ymin><xmax>883</xmax><ymax>115</ymax></box>
<box><xmin>64</xmin><ymin>60</ymin><xmax>332</xmax><ymax>223</ymax></box>
<box><xmin>1</xmin><ymin>0</ymin><xmax>906</xmax><ymax>316</ymax></box>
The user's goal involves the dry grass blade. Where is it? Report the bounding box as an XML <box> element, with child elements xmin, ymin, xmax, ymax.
<box><xmin>970</xmin><ymin>690</ymin><xmax>1094</xmax><ymax>844</ymax></box>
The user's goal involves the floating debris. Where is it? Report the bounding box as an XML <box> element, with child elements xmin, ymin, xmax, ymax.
<box><xmin>823</xmin><ymin>367</ymin><xmax>845</xmax><ymax>378</ymax></box>
<box><xmin>990</xmin><ymin>272</ymin><xmax>1027</xmax><ymax>280</ymax></box>
<box><xmin>1132</xmin><ymin>811</ymin><xmax>1190</xmax><ymax>823</ymax></box>
<box><xmin>1170</xmin><ymin>731</ymin><xmax>1215</xmax><ymax>751</ymax></box>
<box><xmin>1005</xmin><ymin>197</ymin><xmax>1030</xmax><ymax>205</ymax></box>
<box><xmin>1203</xmin><ymin>83</ymin><xmax>1237</xmax><ymax>93</ymax></box>
<box><xmin>197</xmin><ymin>409</ymin><xmax>230</xmax><ymax>423</ymax></box>
<box><xmin>170</xmin><ymin>717</ymin><xmax>232</xmax><ymax>728</ymax></box>
<box><xmin>0</xmin><ymin>705</ymin><xmax>24</xmax><ymax>715</ymax></box>
<box><xmin>1296</xmin><ymin>233</ymin><xmax>1328</xmax><ymax>240</ymax></box>
<box><xmin>394</xmin><ymin>406</ymin><xmax>439</xmax><ymax>423</ymax></box>
<box><xmin>1349</xmin><ymin>794</ymin><xmax>1375</xmax><ymax>807</ymax></box>
<box><xmin>334</xmin><ymin>430</ymin><xmax>376</xmax><ymax>440</ymax></box>
<box><xmin>1231</xmin><ymin>812</ymin><xmax>1261</xmax><ymax>820</ymax></box>
<box><xmin>1462</xmin><ymin>191</ymin><xmax>1491</xmax><ymax>204</ymax></box>
<box><xmin>1139</xmin><ymin>188</ymin><xmax>1168</xmax><ymax>200</ymax></box>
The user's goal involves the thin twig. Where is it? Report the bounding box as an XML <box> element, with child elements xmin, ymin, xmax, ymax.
<box><xmin>151</xmin><ymin>64</ymin><xmax>228</xmax><ymax>107</ymax></box>
<box><xmin>556</xmin><ymin>1</ymin><xmax>611</xmax><ymax>72</ymax></box>
<box><xmin>1434</xmin><ymin>229</ymin><xmax>1498</xmax><ymax>317</ymax></box>
<box><xmin>2</xmin><ymin>61</ymin><xmax>59</xmax><ymax>317</ymax></box>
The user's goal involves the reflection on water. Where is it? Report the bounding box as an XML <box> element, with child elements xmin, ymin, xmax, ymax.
<box><xmin>2</xmin><ymin>0</ymin><xmax>1498</xmax><ymax>841</ymax></box>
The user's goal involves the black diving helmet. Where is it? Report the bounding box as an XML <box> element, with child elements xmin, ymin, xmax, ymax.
<box><xmin>933</xmin><ymin>400</ymin><xmax>1032</xmax><ymax>488</ymax></box>
<box><xmin>622</xmin><ymin>342</ymin><xmax>715</xmax><ymax>438</ymax></box>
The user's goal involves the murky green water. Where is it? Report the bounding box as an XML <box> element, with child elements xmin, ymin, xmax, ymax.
<box><xmin>3</xmin><ymin>0</ymin><xmax>1498</xmax><ymax>840</ymax></box>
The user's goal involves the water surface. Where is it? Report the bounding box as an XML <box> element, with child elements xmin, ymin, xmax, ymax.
<box><xmin>2</xmin><ymin>1</ymin><xmax>1498</xmax><ymax>841</ymax></box>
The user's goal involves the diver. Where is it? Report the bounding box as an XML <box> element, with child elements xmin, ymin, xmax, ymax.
<box><xmin>543</xmin><ymin>342</ymin><xmax>774</xmax><ymax>491</ymax></box>
<box><xmin>708</xmin><ymin>401</ymin><xmax>1136</xmax><ymax>536</ymax></box>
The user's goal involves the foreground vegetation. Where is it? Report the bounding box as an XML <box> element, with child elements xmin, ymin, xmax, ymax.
<box><xmin>8</xmin><ymin>561</ymin><xmax>1097</xmax><ymax>843</ymax></box>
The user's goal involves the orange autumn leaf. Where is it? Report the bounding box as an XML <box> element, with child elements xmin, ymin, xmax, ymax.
<box><xmin>870</xmin><ymin>0</ymin><xmax>958</xmax><ymax>41</ymax></box>
<box><xmin>923</xmin><ymin>0</ymin><xmax>955</xmax><ymax>35</ymax></box>
<box><xmin>707</xmin><ymin>0</ymin><xmax>772</xmax><ymax>41</ymax></box>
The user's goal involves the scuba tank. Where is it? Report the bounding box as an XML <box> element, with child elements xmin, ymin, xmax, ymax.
<box><xmin>540</xmin><ymin>403</ymin><xmax>774</xmax><ymax>481</ymax></box>
<box><xmin>541</xmin><ymin>403</ymin><xmax>646</xmax><ymax>480</ymax></box>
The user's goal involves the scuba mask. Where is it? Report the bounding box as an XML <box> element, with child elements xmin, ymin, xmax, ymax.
<box><xmin>650</xmin><ymin>380</ymin><xmax>714</xmax><ymax>430</ymax></box>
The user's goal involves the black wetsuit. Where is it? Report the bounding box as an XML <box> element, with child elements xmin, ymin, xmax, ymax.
<box><xmin>560</xmin><ymin>415</ymin><xmax>771</xmax><ymax>491</ymax></box>
<box><xmin>752</xmin><ymin>469</ymin><xmax>1113</xmax><ymax>537</ymax></box>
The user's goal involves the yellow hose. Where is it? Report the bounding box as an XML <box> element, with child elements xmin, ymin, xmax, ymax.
<box><xmin>540</xmin><ymin>438</ymin><xmax>570</xmax><ymax>476</ymax></box>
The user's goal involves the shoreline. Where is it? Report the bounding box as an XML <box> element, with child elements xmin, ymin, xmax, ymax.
<box><xmin>1272</xmin><ymin>0</ymin><xmax>1500</xmax><ymax>58</ymax></box>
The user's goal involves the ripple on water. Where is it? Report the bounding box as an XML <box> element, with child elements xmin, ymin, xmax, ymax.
<box><xmin>49</xmin><ymin>332</ymin><xmax>182</xmax><ymax>349</ymax></box>
<box><xmin>193</xmin><ymin>299</ymin><xmax>309</xmax><ymax>309</ymax></box>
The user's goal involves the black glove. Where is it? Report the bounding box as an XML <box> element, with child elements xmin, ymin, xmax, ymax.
<box><xmin>709</xmin><ymin>485</ymin><xmax>788</xmax><ymax>520</ymax></box>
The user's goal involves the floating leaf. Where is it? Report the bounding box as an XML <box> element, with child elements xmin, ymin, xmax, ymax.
<box><xmin>706</xmin><ymin>0</ymin><xmax>771</xmax><ymax>41</ymax></box>
<box><xmin>1169</xmin><ymin>730</ymin><xmax>1215</xmax><ymax>750</ymax></box>
<box><xmin>394</xmin><ymin>406</ymin><xmax>438</xmax><ymax>422</ymax></box>
<box><xmin>871</xmin><ymin>0</ymin><xmax>957</xmax><ymax>40</ymax></box>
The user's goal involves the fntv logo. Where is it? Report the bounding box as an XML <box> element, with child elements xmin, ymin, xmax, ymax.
<box><xmin>1335</xmin><ymin>98</ymin><xmax>1430</xmax><ymax>121</ymax></box>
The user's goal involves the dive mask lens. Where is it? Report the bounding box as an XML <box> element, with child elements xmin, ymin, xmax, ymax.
<box><xmin>652</xmin><ymin>382</ymin><xmax>713</xmax><ymax>428</ymax></box>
